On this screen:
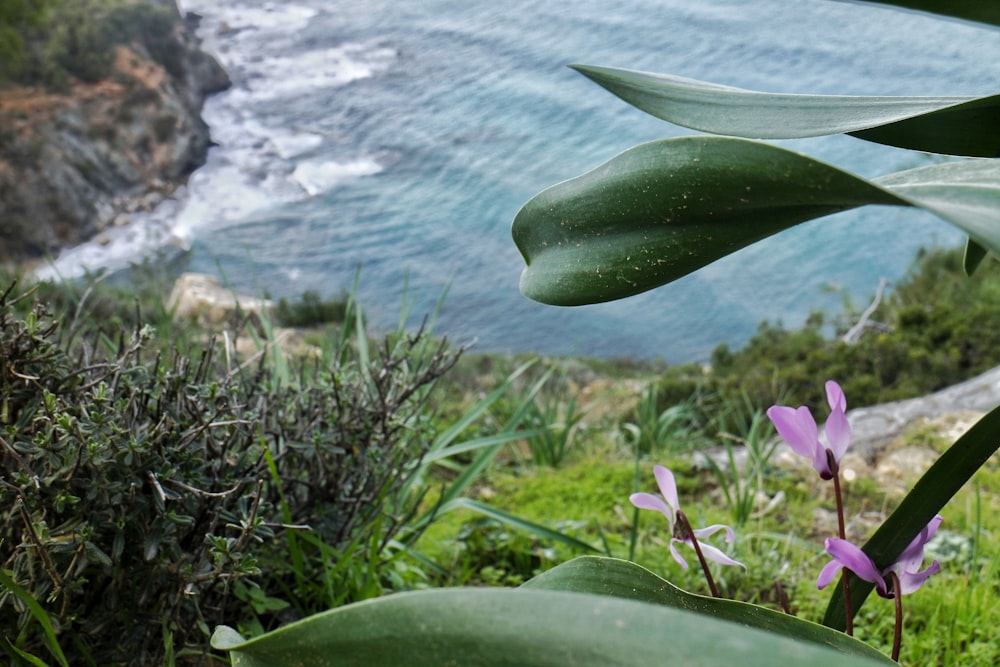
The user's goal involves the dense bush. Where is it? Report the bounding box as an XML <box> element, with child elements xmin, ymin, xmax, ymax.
<box><xmin>652</xmin><ymin>245</ymin><xmax>1000</xmax><ymax>428</ymax></box>
<box><xmin>3</xmin><ymin>0</ymin><xmax>182</xmax><ymax>89</ymax></box>
<box><xmin>0</xmin><ymin>0</ymin><xmax>55</xmax><ymax>79</ymax></box>
<box><xmin>273</xmin><ymin>290</ymin><xmax>350</xmax><ymax>328</ymax></box>
<box><xmin>0</xmin><ymin>280</ymin><xmax>462</xmax><ymax>665</ymax></box>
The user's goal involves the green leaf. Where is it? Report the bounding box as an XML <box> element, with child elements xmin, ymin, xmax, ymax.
<box><xmin>0</xmin><ymin>638</ymin><xmax>51</xmax><ymax>667</ymax></box>
<box><xmin>858</xmin><ymin>0</ymin><xmax>1000</xmax><ymax>27</ymax></box>
<box><xmin>212</xmin><ymin>587</ymin><xmax>891</xmax><ymax>667</ymax></box>
<box><xmin>437</xmin><ymin>497</ymin><xmax>604</xmax><ymax>554</ymax></box>
<box><xmin>872</xmin><ymin>159</ymin><xmax>1000</xmax><ymax>247</ymax></box>
<box><xmin>0</xmin><ymin>569</ymin><xmax>70</xmax><ymax>667</ymax></box>
<box><xmin>823</xmin><ymin>402</ymin><xmax>1000</xmax><ymax>630</ymax></box>
<box><xmin>571</xmin><ymin>65</ymin><xmax>1000</xmax><ymax>156</ymax></box>
<box><xmin>419</xmin><ymin>429</ymin><xmax>549</xmax><ymax>464</ymax></box>
<box><xmin>964</xmin><ymin>237</ymin><xmax>988</xmax><ymax>275</ymax></box>
<box><xmin>521</xmin><ymin>556</ymin><xmax>893</xmax><ymax>664</ymax></box>
<box><xmin>513</xmin><ymin>137</ymin><xmax>1000</xmax><ymax>305</ymax></box>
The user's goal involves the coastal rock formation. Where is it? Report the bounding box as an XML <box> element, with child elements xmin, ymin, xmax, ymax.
<box><xmin>0</xmin><ymin>3</ymin><xmax>229</xmax><ymax>263</ymax></box>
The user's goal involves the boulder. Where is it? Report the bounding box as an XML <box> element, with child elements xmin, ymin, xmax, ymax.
<box><xmin>167</xmin><ymin>272</ymin><xmax>322</xmax><ymax>361</ymax></box>
<box><xmin>167</xmin><ymin>273</ymin><xmax>272</xmax><ymax>328</ymax></box>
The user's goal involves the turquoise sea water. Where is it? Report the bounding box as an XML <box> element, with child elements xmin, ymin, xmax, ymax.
<box><xmin>47</xmin><ymin>1</ymin><xmax>1000</xmax><ymax>361</ymax></box>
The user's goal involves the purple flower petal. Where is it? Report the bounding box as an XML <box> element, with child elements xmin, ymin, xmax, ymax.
<box><xmin>668</xmin><ymin>540</ymin><xmax>690</xmax><ymax>569</ymax></box>
<box><xmin>653</xmin><ymin>465</ymin><xmax>679</xmax><ymax>513</ymax></box>
<box><xmin>896</xmin><ymin>560</ymin><xmax>941</xmax><ymax>596</ymax></box>
<box><xmin>823</xmin><ymin>538</ymin><xmax>888</xmax><ymax>595</ymax></box>
<box><xmin>693</xmin><ymin>524</ymin><xmax>736</xmax><ymax>544</ymax></box>
<box><xmin>895</xmin><ymin>514</ymin><xmax>943</xmax><ymax>570</ymax></box>
<box><xmin>825</xmin><ymin>381</ymin><xmax>846</xmax><ymax>413</ymax></box>
<box><xmin>629</xmin><ymin>492</ymin><xmax>674</xmax><ymax>526</ymax></box>
<box><xmin>767</xmin><ymin>405</ymin><xmax>819</xmax><ymax>458</ymax></box>
<box><xmin>824</xmin><ymin>404</ymin><xmax>851</xmax><ymax>464</ymax></box>
<box><xmin>816</xmin><ymin>559</ymin><xmax>844</xmax><ymax>590</ymax></box>
<box><xmin>686</xmin><ymin>539</ymin><xmax>747</xmax><ymax>569</ymax></box>
<box><xmin>767</xmin><ymin>405</ymin><xmax>830</xmax><ymax>475</ymax></box>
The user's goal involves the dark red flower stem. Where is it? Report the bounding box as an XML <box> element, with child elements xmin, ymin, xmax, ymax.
<box><xmin>827</xmin><ymin>448</ymin><xmax>854</xmax><ymax>637</ymax></box>
<box><xmin>774</xmin><ymin>579</ymin><xmax>792</xmax><ymax>615</ymax></box>
<box><xmin>676</xmin><ymin>510</ymin><xmax>720</xmax><ymax>598</ymax></box>
<box><xmin>889</xmin><ymin>571</ymin><xmax>903</xmax><ymax>662</ymax></box>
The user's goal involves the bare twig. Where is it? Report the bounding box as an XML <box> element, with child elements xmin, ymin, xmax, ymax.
<box><xmin>842</xmin><ymin>278</ymin><xmax>890</xmax><ymax>345</ymax></box>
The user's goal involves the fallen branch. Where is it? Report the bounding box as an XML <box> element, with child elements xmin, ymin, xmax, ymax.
<box><xmin>842</xmin><ymin>278</ymin><xmax>891</xmax><ymax>345</ymax></box>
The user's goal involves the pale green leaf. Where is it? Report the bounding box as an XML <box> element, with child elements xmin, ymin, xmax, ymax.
<box><xmin>571</xmin><ymin>65</ymin><xmax>1000</xmax><ymax>156</ymax></box>
<box><xmin>212</xmin><ymin>587</ymin><xmax>890</xmax><ymax>667</ymax></box>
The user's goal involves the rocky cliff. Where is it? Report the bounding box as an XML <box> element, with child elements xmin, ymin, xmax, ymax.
<box><xmin>0</xmin><ymin>5</ymin><xmax>228</xmax><ymax>263</ymax></box>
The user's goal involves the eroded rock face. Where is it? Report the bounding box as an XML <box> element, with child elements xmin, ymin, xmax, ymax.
<box><xmin>0</xmin><ymin>5</ymin><xmax>229</xmax><ymax>262</ymax></box>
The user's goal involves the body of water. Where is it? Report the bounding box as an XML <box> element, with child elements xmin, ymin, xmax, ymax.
<box><xmin>44</xmin><ymin>0</ymin><xmax>1000</xmax><ymax>361</ymax></box>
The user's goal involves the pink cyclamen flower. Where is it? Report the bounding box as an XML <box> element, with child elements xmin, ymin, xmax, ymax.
<box><xmin>630</xmin><ymin>465</ymin><xmax>745</xmax><ymax>570</ymax></box>
<box><xmin>767</xmin><ymin>380</ymin><xmax>851</xmax><ymax>479</ymax></box>
<box><xmin>817</xmin><ymin>515</ymin><xmax>943</xmax><ymax>598</ymax></box>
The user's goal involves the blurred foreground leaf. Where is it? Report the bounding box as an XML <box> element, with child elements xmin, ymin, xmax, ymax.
<box><xmin>213</xmin><ymin>584</ymin><xmax>891</xmax><ymax>666</ymax></box>
<box><xmin>522</xmin><ymin>556</ymin><xmax>894</xmax><ymax>663</ymax></box>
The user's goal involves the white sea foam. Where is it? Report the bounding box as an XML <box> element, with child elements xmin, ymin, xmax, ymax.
<box><xmin>179</xmin><ymin>1</ymin><xmax>317</xmax><ymax>50</ymax></box>
<box><xmin>225</xmin><ymin>44</ymin><xmax>398</xmax><ymax>103</ymax></box>
<box><xmin>270</xmin><ymin>130</ymin><xmax>324</xmax><ymax>160</ymax></box>
<box><xmin>293</xmin><ymin>158</ymin><xmax>383</xmax><ymax>197</ymax></box>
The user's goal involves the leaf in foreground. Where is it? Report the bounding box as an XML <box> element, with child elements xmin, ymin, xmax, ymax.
<box><xmin>513</xmin><ymin>137</ymin><xmax>1000</xmax><ymax>305</ymax></box>
<box><xmin>212</xmin><ymin>587</ymin><xmax>891</xmax><ymax>667</ymax></box>
<box><xmin>521</xmin><ymin>556</ymin><xmax>894</xmax><ymax>664</ymax></box>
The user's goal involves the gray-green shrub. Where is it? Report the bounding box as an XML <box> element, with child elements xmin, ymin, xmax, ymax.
<box><xmin>0</xmin><ymin>281</ymin><xmax>461</xmax><ymax>665</ymax></box>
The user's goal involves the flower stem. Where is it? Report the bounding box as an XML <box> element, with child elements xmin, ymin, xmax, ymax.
<box><xmin>774</xmin><ymin>579</ymin><xmax>792</xmax><ymax>615</ymax></box>
<box><xmin>676</xmin><ymin>510</ymin><xmax>720</xmax><ymax>598</ymax></box>
<box><xmin>889</xmin><ymin>571</ymin><xmax>903</xmax><ymax>662</ymax></box>
<box><xmin>827</xmin><ymin>448</ymin><xmax>853</xmax><ymax>637</ymax></box>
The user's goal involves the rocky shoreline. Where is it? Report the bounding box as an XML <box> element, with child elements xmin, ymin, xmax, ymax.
<box><xmin>0</xmin><ymin>2</ymin><xmax>228</xmax><ymax>265</ymax></box>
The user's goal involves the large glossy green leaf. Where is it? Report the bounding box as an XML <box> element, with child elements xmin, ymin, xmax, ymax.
<box><xmin>858</xmin><ymin>0</ymin><xmax>1000</xmax><ymax>27</ymax></box>
<box><xmin>212</xmin><ymin>587</ymin><xmax>891</xmax><ymax>667</ymax></box>
<box><xmin>513</xmin><ymin>137</ymin><xmax>1000</xmax><ymax>305</ymax></box>
<box><xmin>571</xmin><ymin>65</ymin><xmax>1000</xmax><ymax>156</ymax></box>
<box><xmin>522</xmin><ymin>556</ymin><xmax>894</xmax><ymax>664</ymax></box>
<box><xmin>823</xmin><ymin>402</ymin><xmax>1000</xmax><ymax>630</ymax></box>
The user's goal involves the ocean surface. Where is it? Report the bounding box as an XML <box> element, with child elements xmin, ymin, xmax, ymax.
<box><xmin>41</xmin><ymin>1</ymin><xmax>1000</xmax><ymax>362</ymax></box>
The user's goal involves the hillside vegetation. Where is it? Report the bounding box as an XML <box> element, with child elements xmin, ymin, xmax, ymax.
<box><xmin>2</xmin><ymin>243</ymin><xmax>999</xmax><ymax>664</ymax></box>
